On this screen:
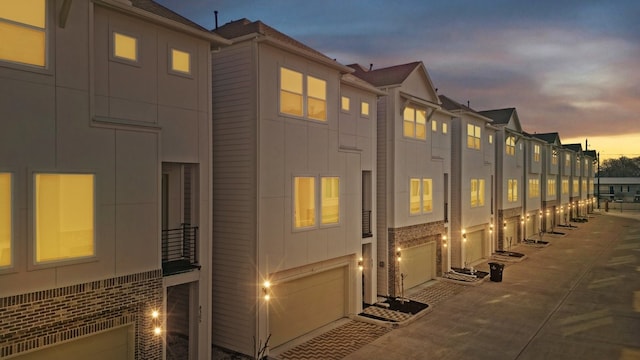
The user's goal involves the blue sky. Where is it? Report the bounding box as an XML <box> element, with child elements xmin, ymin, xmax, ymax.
<box><xmin>156</xmin><ymin>0</ymin><xmax>640</xmax><ymax>158</ymax></box>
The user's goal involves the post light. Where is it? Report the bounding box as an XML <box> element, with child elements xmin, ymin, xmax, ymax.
<box><xmin>262</xmin><ymin>281</ymin><xmax>271</xmax><ymax>301</ymax></box>
<box><xmin>358</xmin><ymin>257</ymin><xmax>364</xmax><ymax>271</ymax></box>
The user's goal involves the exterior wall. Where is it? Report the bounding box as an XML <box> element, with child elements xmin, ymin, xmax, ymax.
<box><xmin>376</xmin><ymin>97</ymin><xmax>390</xmax><ymax>295</ymax></box>
<box><xmin>495</xmin><ymin>127</ymin><xmax>523</xmax><ymax>248</ymax></box>
<box><xmin>211</xmin><ymin>41</ymin><xmax>257</xmax><ymax>355</ymax></box>
<box><xmin>0</xmin><ymin>270</ymin><xmax>162</xmax><ymax>359</ymax></box>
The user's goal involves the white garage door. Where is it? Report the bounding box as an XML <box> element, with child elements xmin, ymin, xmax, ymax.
<box><xmin>269</xmin><ymin>266</ymin><xmax>347</xmax><ymax>347</ymax></box>
<box><xmin>15</xmin><ymin>325</ymin><xmax>133</xmax><ymax>360</ymax></box>
<box><xmin>399</xmin><ymin>242</ymin><xmax>435</xmax><ymax>290</ymax></box>
<box><xmin>466</xmin><ymin>230</ymin><xmax>485</xmax><ymax>265</ymax></box>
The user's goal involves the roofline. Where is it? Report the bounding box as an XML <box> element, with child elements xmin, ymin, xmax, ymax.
<box><xmin>94</xmin><ymin>0</ymin><xmax>231</xmax><ymax>46</ymax></box>
<box><xmin>341</xmin><ymin>75</ymin><xmax>387</xmax><ymax>96</ymax></box>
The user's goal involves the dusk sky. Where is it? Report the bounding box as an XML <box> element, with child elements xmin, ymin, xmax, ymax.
<box><xmin>157</xmin><ymin>0</ymin><xmax>640</xmax><ymax>160</ymax></box>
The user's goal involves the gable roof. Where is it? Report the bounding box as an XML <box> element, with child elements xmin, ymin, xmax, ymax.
<box><xmin>584</xmin><ymin>150</ymin><xmax>597</xmax><ymax>159</ymax></box>
<box><xmin>131</xmin><ymin>0</ymin><xmax>207</xmax><ymax>31</ymax></box>
<box><xmin>348</xmin><ymin>62</ymin><xmax>421</xmax><ymax>87</ymax></box>
<box><xmin>478</xmin><ymin>108</ymin><xmax>515</xmax><ymax>125</ymax></box>
<box><xmin>531</xmin><ymin>132</ymin><xmax>561</xmax><ymax>144</ymax></box>
<box><xmin>214</xmin><ymin>19</ymin><xmax>330</xmax><ymax>59</ymax></box>
<box><xmin>563</xmin><ymin>143</ymin><xmax>583</xmax><ymax>153</ymax></box>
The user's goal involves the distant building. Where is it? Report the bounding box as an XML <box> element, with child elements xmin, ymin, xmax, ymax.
<box><xmin>597</xmin><ymin>177</ymin><xmax>640</xmax><ymax>202</ymax></box>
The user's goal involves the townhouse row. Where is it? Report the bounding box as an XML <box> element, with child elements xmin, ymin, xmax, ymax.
<box><xmin>0</xmin><ymin>1</ymin><xmax>596</xmax><ymax>359</ymax></box>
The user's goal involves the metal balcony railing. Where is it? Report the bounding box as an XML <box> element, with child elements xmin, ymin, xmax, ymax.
<box><xmin>362</xmin><ymin>210</ymin><xmax>373</xmax><ymax>238</ymax></box>
<box><xmin>162</xmin><ymin>223</ymin><xmax>199</xmax><ymax>276</ymax></box>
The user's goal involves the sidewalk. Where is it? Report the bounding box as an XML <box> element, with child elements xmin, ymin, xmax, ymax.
<box><xmin>270</xmin><ymin>212</ymin><xmax>640</xmax><ymax>360</ymax></box>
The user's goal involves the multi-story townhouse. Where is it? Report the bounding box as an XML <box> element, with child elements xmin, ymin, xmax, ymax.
<box><xmin>211</xmin><ymin>19</ymin><xmax>381</xmax><ymax>355</ymax></box>
<box><xmin>563</xmin><ymin>144</ymin><xmax>584</xmax><ymax>220</ymax></box>
<box><xmin>0</xmin><ymin>1</ymin><xmax>228</xmax><ymax>359</ymax></box>
<box><xmin>558</xmin><ymin>145</ymin><xmax>574</xmax><ymax>225</ymax></box>
<box><xmin>521</xmin><ymin>134</ymin><xmax>546</xmax><ymax>241</ymax></box>
<box><xmin>583</xmin><ymin>150</ymin><xmax>597</xmax><ymax>213</ymax></box>
<box><xmin>531</xmin><ymin>133</ymin><xmax>563</xmax><ymax>232</ymax></box>
<box><xmin>438</xmin><ymin>95</ymin><xmax>495</xmax><ymax>269</ymax></box>
<box><xmin>350</xmin><ymin>62</ymin><xmax>450</xmax><ymax>298</ymax></box>
<box><xmin>478</xmin><ymin>108</ymin><xmax>525</xmax><ymax>251</ymax></box>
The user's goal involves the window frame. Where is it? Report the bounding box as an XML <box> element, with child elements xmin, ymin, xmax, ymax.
<box><xmin>279</xmin><ymin>66</ymin><xmax>327</xmax><ymax>122</ymax></box>
<box><xmin>442</xmin><ymin>122</ymin><xmax>448</xmax><ymax>134</ymax></box>
<box><xmin>507</xmin><ymin>179</ymin><xmax>518</xmax><ymax>202</ymax></box>
<box><xmin>431</xmin><ymin>119</ymin><xmax>438</xmax><ymax>132</ymax></box>
<box><xmin>533</xmin><ymin>144</ymin><xmax>541</xmax><ymax>163</ymax></box>
<box><xmin>562</xmin><ymin>179</ymin><xmax>569</xmax><ymax>195</ymax></box>
<box><xmin>506</xmin><ymin>136</ymin><xmax>516</xmax><ymax>156</ymax></box>
<box><xmin>320</xmin><ymin>177</ymin><xmax>340</xmax><ymax>225</ymax></box>
<box><xmin>467</xmin><ymin>124</ymin><xmax>481</xmax><ymax>150</ymax></box>
<box><xmin>341</xmin><ymin>96</ymin><xmax>350</xmax><ymax>113</ymax></box>
<box><xmin>0</xmin><ymin>172</ymin><xmax>13</xmax><ymax>270</ymax></box>
<box><xmin>409</xmin><ymin>177</ymin><xmax>433</xmax><ymax>215</ymax></box>
<box><xmin>547</xmin><ymin>179</ymin><xmax>556</xmax><ymax>197</ymax></box>
<box><xmin>168</xmin><ymin>46</ymin><xmax>193</xmax><ymax>78</ymax></box>
<box><xmin>403</xmin><ymin>106</ymin><xmax>427</xmax><ymax>140</ymax></box>
<box><xmin>110</xmin><ymin>28</ymin><xmax>141</xmax><ymax>67</ymax></box>
<box><xmin>528</xmin><ymin>178</ymin><xmax>540</xmax><ymax>198</ymax></box>
<box><xmin>470</xmin><ymin>178</ymin><xmax>485</xmax><ymax>208</ymax></box>
<box><xmin>31</xmin><ymin>172</ymin><xmax>97</xmax><ymax>268</ymax></box>
<box><xmin>360</xmin><ymin>101</ymin><xmax>370</xmax><ymax>117</ymax></box>
<box><xmin>293</xmin><ymin>175</ymin><xmax>341</xmax><ymax>231</ymax></box>
<box><xmin>0</xmin><ymin>0</ymin><xmax>51</xmax><ymax>72</ymax></box>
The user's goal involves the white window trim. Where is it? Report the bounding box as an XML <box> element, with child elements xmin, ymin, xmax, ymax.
<box><xmin>279</xmin><ymin>66</ymin><xmax>327</xmax><ymax>122</ymax></box>
<box><xmin>0</xmin><ymin>172</ymin><xmax>13</xmax><ymax>271</ymax></box>
<box><xmin>109</xmin><ymin>27</ymin><xmax>141</xmax><ymax>67</ymax></box>
<box><xmin>360</xmin><ymin>101</ymin><xmax>370</xmax><ymax>118</ymax></box>
<box><xmin>340</xmin><ymin>95</ymin><xmax>351</xmax><ymax>113</ymax></box>
<box><xmin>409</xmin><ymin>177</ymin><xmax>433</xmax><ymax>215</ymax></box>
<box><xmin>167</xmin><ymin>45</ymin><xmax>193</xmax><ymax>78</ymax></box>
<box><xmin>292</xmin><ymin>174</ymin><xmax>341</xmax><ymax>231</ymax></box>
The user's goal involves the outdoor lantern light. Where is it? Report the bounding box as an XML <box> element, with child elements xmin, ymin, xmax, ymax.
<box><xmin>442</xmin><ymin>235</ymin><xmax>447</xmax><ymax>248</ymax></box>
<box><xmin>521</xmin><ymin>217</ymin><xmax>525</xmax><ymax>225</ymax></box>
<box><xmin>154</xmin><ymin>327</ymin><xmax>162</xmax><ymax>336</ymax></box>
<box><xmin>503</xmin><ymin>221</ymin><xmax>507</xmax><ymax>229</ymax></box>
<box><xmin>462</xmin><ymin>229</ymin><xmax>467</xmax><ymax>242</ymax></box>
<box><xmin>151</xmin><ymin>310</ymin><xmax>159</xmax><ymax>319</ymax></box>
<box><xmin>150</xmin><ymin>309</ymin><xmax>161</xmax><ymax>336</ymax></box>
<box><xmin>358</xmin><ymin>257</ymin><xmax>363</xmax><ymax>271</ymax></box>
<box><xmin>262</xmin><ymin>281</ymin><xmax>271</xmax><ymax>301</ymax></box>
<box><xmin>396</xmin><ymin>247</ymin><xmax>402</xmax><ymax>262</ymax></box>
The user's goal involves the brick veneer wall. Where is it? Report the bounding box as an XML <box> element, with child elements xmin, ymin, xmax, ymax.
<box><xmin>387</xmin><ymin>221</ymin><xmax>445</xmax><ymax>297</ymax></box>
<box><xmin>0</xmin><ymin>269</ymin><xmax>162</xmax><ymax>359</ymax></box>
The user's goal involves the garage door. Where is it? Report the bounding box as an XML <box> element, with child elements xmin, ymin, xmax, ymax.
<box><xmin>15</xmin><ymin>325</ymin><xmax>133</xmax><ymax>360</ymax></box>
<box><xmin>466</xmin><ymin>230</ymin><xmax>485</xmax><ymax>265</ymax></box>
<box><xmin>526</xmin><ymin>215</ymin><xmax>537</xmax><ymax>239</ymax></box>
<box><xmin>269</xmin><ymin>266</ymin><xmax>347</xmax><ymax>347</ymax></box>
<box><xmin>399</xmin><ymin>242</ymin><xmax>435</xmax><ymax>290</ymax></box>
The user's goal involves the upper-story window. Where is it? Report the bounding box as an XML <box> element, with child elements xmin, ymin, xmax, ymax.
<box><xmin>547</xmin><ymin>179</ymin><xmax>556</xmax><ymax>197</ymax></box>
<box><xmin>410</xmin><ymin>178</ymin><xmax>432</xmax><ymax>214</ymax></box>
<box><xmin>528</xmin><ymin>178</ymin><xmax>540</xmax><ymax>198</ymax></box>
<box><xmin>507</xmin><ymin>179</ymin><xmax>518</xmax><ymax>202</ymax></box>
<box><xmin>0</xmin><ymin>0</ymin><xmax>46</xmax><ymax>67</ymax></box>
<box><xmin>506</xmin><ymin>136</ymin><xmax>516</xmax><ymax>155</ymax></box>
<box><xmin>321</xmin><ymin>177</ymin><xmax>340</xmax><ymax>225</ymax></box>
<box><xmin>565</xmin><ymin>154</ymin><xmax>571</xmax><ymax>168</ymax></box>
<box><xmin>0</xmin><ymin>173</ymin><xmax>11</xmax><ymax>268</ymax></box>
<box><xmin>113</xmin><ymin>32</ymin><xmax>138</xmax><ymax>62</ymax></box>
<box><xmin>533</xmin><ymin>144</ymin><xmax>541</xmax><ymax>162</ymax></box>
<box><xmin>403</xmin><ymin>106</ymin><xmax>426</xmax><ymax>140</ymax></box>
<box><xmin>361</xmin><ymin>101</ymin><xmax>369</xmax><ymax>117</ymax></box>
<box><xmin>552</xmin><ymin>150</ymin><xmax>558</xmax><ymax>165</ymax></box>
<box><xmin>294</xmin><ymin>175</ymin><xmax>340</xmax><ymax>229</ymax></box>
<box><xmin>470</xmin><ymin>179</ymin><xmax>485</xmax><ymax>207</ymax></box>
<box><xmin>576</xmin><ymin>157</ymin><xmax>581</xmax><ymax>174</ymax></box>
<box><xmin>442</xmin><ymin>122</ymin><xmax>448</xmax><ymax>134</ymax></box>
<box><xmin>280</xmin><ymin>67</ymin><xmax>326</xmax><ymax>121</ymax></box>
<box><xmin>467</xmin><ymin>124</ymin><xmax>481</xmax><ymax>149</ymax></box>
<box><xmin>341</xmin><ymin>96</ymin><xmax>350</xmax><ymax>112</ymax></box>
<box><xmin>432</xmin><ymin>119</ymin><xmax>438</xmax><ymax>132</ymax></box>
<box><xmin>170</xmin><ymin>48</ymin><xmax>190</xmax><ymax>74</ymax></box>
<box><xmin>35</xmin><ymin>173</ymin><xmax>95</xmax><ymax>264</ymax></box>
<box><xmin>488</xmin><ymin>134</ymin><xmax>493</xmax><ymax>144</ymax></box>
<box><xmin>573</xmin><ymin>179</ymin><xmax>579</xmax><ymax>195</ymax></box>
<box><xmin>562</xmin><ymin>179</ymin><xmax>569</xmax><ymax>194</ymax></box>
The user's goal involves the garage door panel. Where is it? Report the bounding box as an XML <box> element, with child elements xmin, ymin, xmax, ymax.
<box><xmin>270</xmin><ymin>267</ymin><xmax>346</xmax><ymax>347</ymax></box>
<box><xmin>14</xmin><ymin>326</ymin><xmax>133</xmax><ymax>360</ymax></box>
<box><xmin>400</xmin><ymin>243</ymin><xmax>435</xmax><ymax>290</ymax></box>
<box><xmin>466</xmin><ymin>230</ymin><xmax>484</xmax><ymax>265</ymax></box>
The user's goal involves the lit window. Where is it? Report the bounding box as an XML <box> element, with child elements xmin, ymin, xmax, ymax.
<box><xmin>307</xmin><ymin>75</ymin><xmax>326</xmax><ymax>120</ymax></box>
<box><xmin>422</xmin><ymin>179</ymin><xmax>432</xmax><ymax>212</ymax></box>
<box><xmin>467</xmin><ymin>124</ymin><xmax>481</xmax><ymax>149</ymax></box>
<box><xmin>488</xmin><ymin>134</ymin><xmax>493</xmax><ymax>144</ymax></box>
<box><xmin>432</xmin><ymin>119</ymin><xmax>438</xmax><ymax>132</ymax></box>
<box><xmin>529</xmin><ymin>178</ymin><xmax>540</xmax><ymax>198</ymax></box>
<box><xmin>547</xmin><ymin>179</ymin><xmax>556</xmax><ymax>197</ymax></box>
<box><xmin>0</xmin><ymin>173</ymin><xmax>11</xmax><ymax>267</ymax></box>
<box><xmin>442</xmin><ymin>122</ymin><xmax>448</xmax><ymax>134</ymax></box>
<box><xmin>35</xmin><ymin>174</ymin><xmax>95</xmax><ymax>263</ymax></box>
<box><xmin>0</xmin><ymin>0</ymin><xmax>46</xmax><ymax>67</ymax></box>
<box><xmin>533</xmin><ymin>144</ymin><xmax>540</xmax><ymax>162</ymax></box>
<box><xmin>361</xmin><ymin>101</ymin><xmax>369</xmax><ymax>116</ymax></box>
<box><xmin>573</xmin><ymin>179</ymin><xmax>579</xmax><ymax>195</ymax></box>
<box><xmin>507</xmin><ymin>179</ymin><xmax>518</xmax><ymax>202</ymax></box>
<box><xmin>562</xmin><ymin>179</ymin><xmax>569</xmax><ymax>195</ymax></box>
<box><xmin>410</xmin><ymin>178</ymin><xmax>421</xmax><ymax>214</ymax></box>
<box><xmin>470</xmin><ymin>179</ymin><xmax>485</xmax><ymax>207</ymax></box>
<box><xmin>552</xmin><ymin>150</ymin><xmax>558</xmax><ymax>165</ymax></box>
<box><xmin>341</xmin><ymin>96</ymin><xmax>350</xmax><ymax>111</ymax></box>
<box><xmin>403</xmin><ymin>106</ymin><xmax>426</xmax><ymax>140</ymax></box>
<box><xmin>294</xmin><ymin>177</ymin><xmax>315</xmax><ymax>228</ymax></box>
<box><xmin>576</xmin><ymin>157</ymin><xmax>581</xmax><ymax>174</ymax></box>
<box><xmin>280</xmin><ymin>67</ymin><xmax>326</xmax><ymax>121</ymax></box>
<box><xmin>321</xmin><ymin>177</ymin><xmax>339</xmax><ymax>224</ymax></box>
<box><xmin>582</xmin><ymin>180</ymin><xmax>587</xmax><ymax>193</ymax></box>
<box><xmin>506</xmin><ymin>136</ymin><xmax>516</xmax><ymax>155</ymax></box>
<box><xmin>113</xmin><ymin>32</ymin><xmax>137</xmax><ymax>61</ymax></box>
<box><xmin>565</xmin><ymin>154</ymin><xmax>571</xmax><ymax>168</ymax></box>
<box><xmin>170</xmin><ymin>48</ymin><xmax>190</xmax><ymax>74</ymax></box>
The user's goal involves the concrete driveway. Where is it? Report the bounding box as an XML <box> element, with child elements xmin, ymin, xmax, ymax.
<box><xmin>344</xmin><ymin>212</ymin><xmax>640</xmax><ymax>360</ymax></box>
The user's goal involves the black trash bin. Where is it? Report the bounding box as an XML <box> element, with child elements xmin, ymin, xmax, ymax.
<box><xmin>489</xmin><ymin>262</ymin><xmax>504</xmax><ymax>282</ymax></box>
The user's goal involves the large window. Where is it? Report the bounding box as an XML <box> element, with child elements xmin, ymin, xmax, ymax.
<box><xmin>562</xmin><ymin>179</ymin><xmax>569</xmax><ymax>195</ymax></box>
<box><xmin>321</xmin><ymin>177</ymin><xmax>340</xmax><ymax>225</ymax></box>
<box><xmin>470</xmin><ymin>179</ymin><xmax>485</xmax><ymax>207</ymax></box>
<box><xmin>547</xmin><ymin>179</ymin><xmax>556</xmax><ymax>197</ymax></box>
<box><xmin>410</xmin><ymin>178</ymin><xmax>433</xmax><ymax>214</ymax></box>
<box><xmin>529</xmin><ymin>178</ymin><xmax>540</xmax><ymax>198</ymax></box>
<box><xmin>0</xmin><ymin>173</ymin><xmax>11</xmax><ymax>267</ymax></box>
<box><xmin>467</xmin><ymin>124</ymin><xmax>481</xmax><ymax>149</ymax></box>
<box><xmin>506</xmin><ymin>136</ymin><xmax>516</xmax><ymax>155</ymax></box>
<box><xmin>576</xmin><ymin>157</ymin><xmax>581</xmax><ymax>174</ymax></box>
<box><xmin>280</xmin><ymin>67</ymin><xmax>326</xmax><ymax>121</ymax></box>
<box><xmin>294</xmin><ymin>176</ymin><xmax>339</xmax><ymax>229</ymax></box>
<box><xmin>582</xmin><ymin>179</ymin><xmax>587</xmax><ymax>193</ymax></box>
<box><xmin>0</xmin><ymin>0</ymin><xmax>46</xmax><ymax>67</ymax></box>
<box><xmin>533</xmin><ymin>144</ymin><xmax>541</xmax><ymax>162</ymax></box>
<box><xmin>565</xmin><ymin>154</ymin><xmax>571</xmax><ymax>168</ymax></box>
<box><xmin>35</xmin><ymin>174</ymin><xmax>95</xmax><ymax>263</ymax></box>
<box><xmin>573</xmin><ymin>179</ymin><xmax>579</xmax><ymax>195</ymax></box>
<box><xmin>507</xmin><ymin>179</ymin><xmax>518</xmax><ymax>202</ymax></box>
<box><xmin>403</xmin><ymin>106</ymin><xmax>426</xmax><ymax>140</ymax></box>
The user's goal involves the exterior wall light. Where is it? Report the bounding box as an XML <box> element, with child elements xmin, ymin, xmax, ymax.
<box><xmin>262</xmin><ymin>281</ymin><xmax>271</xmax><ymax>301</ymax></box>
<box><xmin>396</xmin><ymin>247</ymin><xmax>402</xmax><ymax>262</ymax></box>
<box><xmin>151</xmin><ymin>309</ymin><xmax>161</xmax><ymax>336</ymax></box>
<box><xmin>462</xmin><ymin>229</ymin><xmax>467</xmax><ymax>242</ymax></box>
<box><xmin>442</xmin><ymin>235</ymin><xmax>447</xmax><ymax>248</ymax></box>
<box><xmin>358</xmin><ymin>257</ymin><xmax>363</xmax><ymax>271</ymax></box>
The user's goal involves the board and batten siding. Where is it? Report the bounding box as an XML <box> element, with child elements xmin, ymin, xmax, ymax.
<box><xmin>212</xmin><ymin>42</ymin><xmax>258</xmax><ymax>355</ymax></box>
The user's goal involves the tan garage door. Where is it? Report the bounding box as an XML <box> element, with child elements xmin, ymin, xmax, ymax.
<box><xmin>399</xmin><ymin>242</ymin><xmax>435</xmax><ymax>290</ymax></box>
<box><xmin>269</xmin><ymin>266</ymin><xmax>347</xmax><ymax>347</ymax></box>
<box><xmin>504</xmin><ymin>220</ymin><xmax>517</xmax><ymax>248</ymax></box>
<box><xmin>15</xmin><ymin>325</ymin><xmax>133</xmax><ymax>360</ymax></box>
<box><xmin>526</xmin><ymin>215</ymin><xmax>537</xmax><ymax>239</ymax></box>
<box><xmin>466</xmin><ymin>230</ymin><xmax>485</xmax><ymax>265</ymax></box>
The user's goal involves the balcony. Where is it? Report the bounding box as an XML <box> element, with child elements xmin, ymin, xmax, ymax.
<box><xmin>362</xmin><ymin>210</ymin><xmax>373</xmax><ymax>238</ymax></box>
<box><xmin>162</xmin><ymin>223</ymin><xmax>200</xmax><ymax>276</ymax></box>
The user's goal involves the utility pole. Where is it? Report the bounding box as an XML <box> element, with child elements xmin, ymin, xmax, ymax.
<box><xmin>597</xmin><ymin>152</ymin><xmax>600</xmax><ymax>209</ymax></box>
